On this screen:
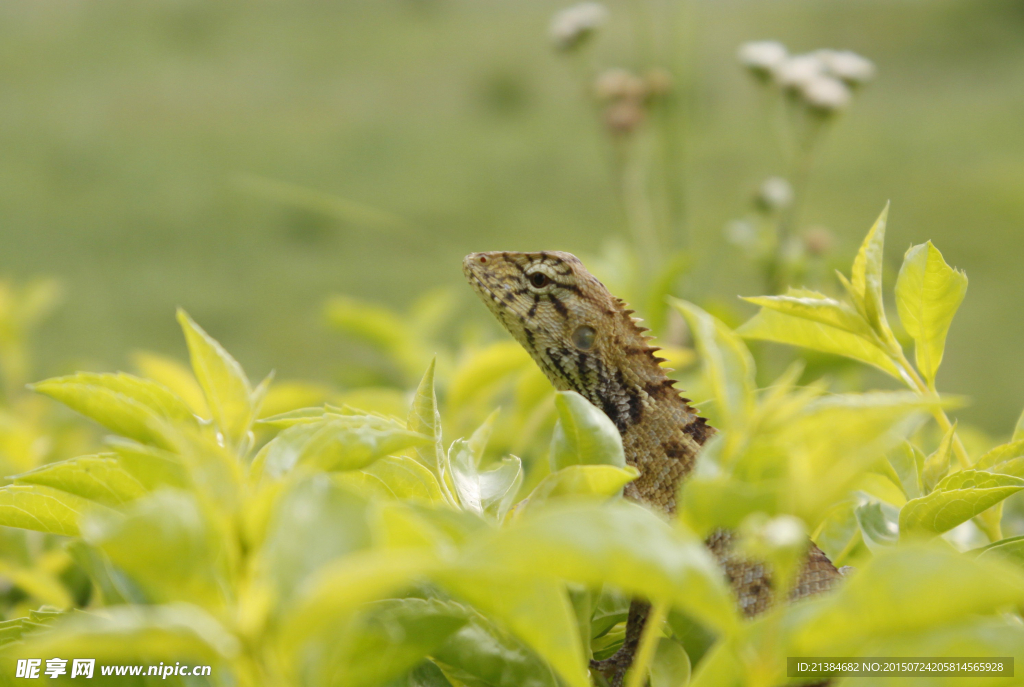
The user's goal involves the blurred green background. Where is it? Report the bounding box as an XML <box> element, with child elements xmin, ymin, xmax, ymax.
<box><xmin>1</xmin><ymin>0</ymin><xmax>1022</xmax><ymax>431</ymax></box>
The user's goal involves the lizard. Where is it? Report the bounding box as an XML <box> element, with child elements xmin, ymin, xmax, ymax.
<box><xmin>463</xmin><ymin>250</ymin><xmax>842</xmax><ymax>687</ymax></box>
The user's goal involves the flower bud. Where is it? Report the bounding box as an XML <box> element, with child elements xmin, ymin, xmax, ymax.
<box><xmin>816</xmin><ymin>49</ymin><xmax>875</xmax><ymax>85</ymax></box>
<box><xmin>737</xmin><ymin>41</ymin><xmax>788</xmax><ymax>80</ymax></box>
<box><xmin>756</xmin><ymin>177</ymin><xmax>793</xmax><ymax>212</ymax></box>
<box><xmin>803</xmin><ymin>226</ymin><xmax>835</xmax><ymax>257</ymax></box>
<box><xmin>801</xmin><ymin>75</ymin><xmax>851</xmax><ymax>112</ymax></box>
<box><xmin>644</xmin><ymin>68</ymin><xmax>673</xmax><ymax>98</ymax></box>
<box><xmin>604</xmin><ymin>99</ymin><xmax>645</xmax><ymax>135</ymax></box>
<box><xmin>593</xmin><ymin>68</ymin><xmax>646</xmax><ymax>102</ymax></box>
<box><xmin>550</xmin><ymin>2</ymin><xmax>608</xmax><ymax>52</ymax></box>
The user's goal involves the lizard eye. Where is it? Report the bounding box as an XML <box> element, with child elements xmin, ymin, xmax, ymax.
<box><xmin>572</xmin><ymin>325</ymin><xmax>596</xmax><ymax>350</ymax></box>
<box><xmin>529</xmin><ymin>273</ymin><xmax>550</xmax><ymax>288</ymax></box>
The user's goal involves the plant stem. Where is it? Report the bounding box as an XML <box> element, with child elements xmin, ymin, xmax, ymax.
<box><xmin>624</xmin><ymin>601</ymin><xmax>667</xmax><ymax>687</ymax></box>
<box><xmin>892</xmin><ymin>348</ymin><xmax>971</xmax><ymax>469</ymax></box>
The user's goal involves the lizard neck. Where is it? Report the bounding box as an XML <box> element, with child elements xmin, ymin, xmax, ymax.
<box><xmin>549</xmin><ymin>329</ymin><xmax>713</xmax><ymax>514</ymax></box>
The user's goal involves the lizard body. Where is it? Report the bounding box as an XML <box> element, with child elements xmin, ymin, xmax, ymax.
<box><xmin>464</xmin><ymin>251</ymin><xmax>842</xmax><ymax>686</ymax></box>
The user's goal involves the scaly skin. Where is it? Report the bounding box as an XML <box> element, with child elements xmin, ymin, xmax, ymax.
<box><xmin>464</xmin><ymin>251</ymin><xmax>842</xmax><ymax>687</ymax></box>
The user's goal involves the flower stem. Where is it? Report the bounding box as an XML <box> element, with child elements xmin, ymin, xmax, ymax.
<box><xmin>892</xmin><ymin>349</ymin><xmax>970</xmax><ymax>469</ymax></box>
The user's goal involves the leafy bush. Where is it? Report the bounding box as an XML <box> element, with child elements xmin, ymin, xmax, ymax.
<box><xmin>0</xmin><ymin>213</ymin><xmax>1020</xmax><ymax>687</ymax></box>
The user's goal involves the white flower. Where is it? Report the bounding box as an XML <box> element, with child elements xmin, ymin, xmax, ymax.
<box><xmin>757</xmin><ymin>177</ymin><xmax>793</xmax><ymax>211</ymax></box>
<box><xmin>550</xmin><ymin>2</ymin><xmax>608</xmax><ymax>51</ymax></box>
<box><xmin>817</xmin><ymin>49</ymin><xmax>876</xmax><ymax>84</ymax></box>
<box><xmin>773</xmin><ymin>54</ymin><xmax>826</xmax><ymax>90</ymax></box>
<box><xmin>801</xmin><ymin>75</ymin><xmax>852</xmax><ymax>112</ymax></box>
<box><xmin>737</xmin><ymin>40</ymin><xmax>788</xmax><ymax>77</ymax></box>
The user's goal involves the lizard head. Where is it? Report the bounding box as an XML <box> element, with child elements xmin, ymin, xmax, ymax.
<box><xmin>463</xmin><ymin>251</ymin><xmax>654</xmax><ymax>393</ymax></box>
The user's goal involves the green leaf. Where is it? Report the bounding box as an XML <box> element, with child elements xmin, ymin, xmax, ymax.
<box><xmin>261</xmin><ymin>476</ymin><xmax>372</xmax><ymax>602</ymax></box>
<box><xmin>737</xmin><ymin>307</ymin><xmax>900</xmax><ymax>378</ymax></box>
<box><xmin>348</xmin><ymin>455</ymin><xmax>447</xmax><ymax>505</ymax></box>
<box><xmin>974</xmin><ymin>437</ymin><xmax>1024</xmax><ymax>469</ymax></box>
<box><xmin>445</xmin><ymin>614</ymin><xmax>570</xmax><ymax>687</ymax></box>
<box><xmin>108</xmin><ymin>439</ymin><xmax>189</xmax><ymax>491</ymax></box>
<box><xmin>886</xmin><ymin>442</ymin><xmax>923</xmax><ymax>499</ymax></box>
<box><xmin>31</xmin><ymin>373</ymin><xmax>194</xmax><ymax>448</ymax></box>
<box><xmin>549</xmin><ymin>391</ymin><xmax>625</xmax><ymax>470</ymax></box>
<box><xmin>651</xmin><ymin>638</ymin><xmax>691</xmax><ymax>687</ymax></box>
<box><xmin>678</xmin><ymin>477</ymin><xmax>780</xmax><ymax>537</ymax></box>
<box><xmin>849</xmin><ymin>204</ymin><xmax>894</xmax><ymax>341</ymax></box>
<box><xmin>83</xmin><ymin>490</ymin><xmax>230</xmax><ymax>610</ymax></box>
<box><xmin>277</xmin><ymin>549</ymin><xmax>438</xmax><ymax>659</ymax></box>
<box><xmin>177</xmin><ymin>308</ymin><xmax>254</xmax><ymax>447</ymax></box>
<box><xmin>133</xmin><ymin>350</ymin><xmax>210</xmax><ymax>418</ymax></box>
<box><xmin>791</xmin><ymin>544</ymin><xmax>1024</xmax><ymax>651</ymax></box>
<box><xmin>920</xmin><ymin>422</ymin><xmax>956</xmax><ymax>493</ymax></box>
<box><xmin>65</xmin><ymin>540</ymin><xmax>147</xmax><ymax>605</ymax></box>
<box><xmin>324</xmin><ymin>599</ymin><xmax>468</xmax><ymax>687</ymax></box>
<box><xmin>13</xmin><ymin>603</ymin><xmax>240</xmax><ymax>663</ymax></box>
<box><xmin>0</xmin><ymin>484</ymin><xmax>112</xmax><ymax>535</ymax></box>
<box><xmin>448</xmin><ymin>342</ymin><xmax>533</xmax><ymax>412</ymax></box>
<box><xmin>458</xmin><ymin>501</ymin><xmax>737</xmax><ymax>634</ymax></box>
<box><xmin>433</xmin><ymin>613</ymin><xmax>561</xmax><ymax>687</ymax></box>
<box><xmin>671</xmin><ymin>299</ymin><xmax>755</xmax><ymax>428</ymax></box>
<box><xmin>812</xmin><ymin>501</ymin><xmax>860</xmax><ymax>564</ymax></box>
<box><xmin>899</xmin><ymin>470</ymin><xmax>1024</xmax><ymax>539</ymax></box>
<box><xmin>450</xmin><ymin>440</ymin><xmax>523</xmax><ymax>520</ymax></box>
<box><xmin>971</xmin><ymin>535</ymin><xmax>1024</xmax><ymax>569</ymax></box>
<box><xmin>258</xmin><ymin>405</ymin><xmax>329</xmax><ymax>428</ymax></box>
<box><xmin>741</xmin><ymin>290</ymin><xmax>874</xmax><ymax>338</ymax></box>
<box><xmin>386</xmin><ymin>661</ymin><xmax>455</xmax><ymax>687</ymax></box>
<box><xmin>1014</xmin><ymin>407</ymin><xmax>1024</xmax><ymax>442</ymax></box>
<box><xmin>254</xmin><ymin>415</ymin><xmax>431</xmax><ymax>480</ymax></box>
<box><xmin>525</xmin><ymin>465</ymin><xmax>639</xmax><ymax>508</ymax></box>
<box><xmin>854</xmin><ymin>499</ymin><xmax>898</xmax><ymax>550</ymax></box>
<box><xmin>894</xmin><ymin>241</ymin><xmax>968</xmax><ymax>385</ymax></box>
<box><xmin>438</xmin><ymin>571</ymin><xmax>588</xmax><ymax>687</ymax></box>
<box><xmin>849</xmin><ymin>619</ymin><xmax>1024</xmax><ymax>687</ymax></box>
<box><xmin>409</xmin><ymin>359</ymin><xmax>455</xmax><ymax>501</ymax></box>
<box><xmin>13</xmin><ymin>454</ymin><xmax>147</xmax><ymax>506</ymax></box>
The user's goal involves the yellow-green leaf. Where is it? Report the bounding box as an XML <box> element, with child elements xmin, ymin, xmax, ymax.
<box><xmin>792</xmin><ymin>544</ymin><xmax>1024</xmax><ymax>651</ymax></box>
<box><xmin>899</xmin><ymin>470</ymin><xmax>1024</xmax><ymax>539</ymax></box>
<box><xmin>850</xmin><ymin>204</ymin><xmax>894</xmax><ymax>340</ymax></box>
<box><xmin>920</xmin><ymin>422</ymin><xmax>956</xmax><ymax>494</ymax></box>
<box><xmin>974</xmin><ymin>438</ymin><xmax>1024</xmax><ymax>470</ymax></box>
<box><xmin>671</xmin><ymin>299</ymin><xmax>755</xmax><ymax>429</ymax></box>
<box><xmin>13</xmin><ymin>454</ymin><xmax>147</xmax><ymax>506</ymax></box>
<box><xmin>742</xmin><ymin>290</ymin><xmax>874</xmax><ymax>338</ymax></box>
<box><xmin>277</xmin><ymin>549</ymin><xmax>437</xmax><ymax>659</ymax></box>
<box><xmin>254</xmin><ymin>416</ymin><xmax>431</xmax><ymax>480</ymax></box>
<box><xmin>737</xmin><ymin>307</ymin><xmax>901</xmax><ymax>378</ymax></box>
<box><xmin>133</xmin><ymin>351</ymin><xmax>210</xmax><ymax>418</ymax></box>
<box><xmin>0</xmin><ymin>485</ymin><xmax>113</xmax><ymax>536</ymax></box>
<box><xmin>894</xmin><ymin>241</ymin><xmax>968</xmax><ymax>385</ymax></box>
<box><xmin>525</xmin><ymin>464</ymin><xmax>639</xmax><ymax>508</ymax></box>
<box><xmin>458</xmin><ymin>501</ymin><xmax>738</xmax><ymax>635</ymax></box>
<box><xmin>549</xmin><ymin>391</ymin><xmax>625</xmax><ymax>470</ymax></box>
<box><xmin>31</xmin><ymin>373</ymin><xmax>193</xmax><ymax>448</ymax></box>
<box><xmin>678</xmin><ymin>477</ymin><xmax>780</xmax><ymax>537</ymax></box>
<box><xmin>408</xmin><ymin>359</ymin><xmax>455</xmax><ymax>501</ymax></box>
<box><xmin>438</xmin><ymin>571</ymin><xmax>588</xmax><ymax>687</ymax></box>
<box><xmin>177</xmin><ymin>309</ymin><xmax>253</xmax><ymax>447</ymax></box>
